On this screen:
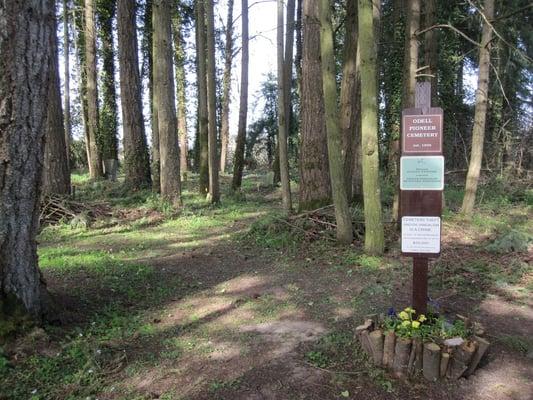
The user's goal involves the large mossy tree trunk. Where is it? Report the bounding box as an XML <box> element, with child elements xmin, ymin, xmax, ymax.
<box><xmin>96</xmin><ymin>0</ymin><xmax>119</xmax><ymax>177</ymax></box>
<box><xmin>196</xmin><ymin>0</ymin><xmax>209</xmax><ymax>196</ymax></box>
<box><xmin>277</xmin><ymin>0</ymin><xmax>292</xmax><ymax>212</ymax></box>
<box><xmin>220</xmin><ymin>0</ymin><xmax>234</xmax><ymax>174</ymax></box>
<box><xmin>84</xmin><ymin>0</ymin><xmax>104</xmax><ymax>179</ymax></box>
<box><xmin>153</xmin><ymin>0</ymin><xmax>181</xmax><ymax>205</ymax></box>
<box><xmin>298</xmin><ymin>0</ymin><xmax>330</xmax><ymax>211</ymax></box>
<box><xmin>43</xmin><ymin>9</ymin><xmax>71</xmax><ymax>196</ymax></box>
<box><xmin>319</xmin><ymin>0</ymin><xmax>353</xmax><ymax>244</ymax></box>
<box><xmin>172</xmin><ymin>11</ymin><xmax>189</xmax><ymax>182</ymax></box>
<box><xmin>358</xmin><ymin>0</ymin><xmax>384</xmax><ymax>254</ymax></box>
<box><xmin>117</xmin><ymin>0</ymin><xmax>152</xmax><ymax>190</ymax></box>
<box><xmin>0</xmin><ymin>0</ymin><xmax>53</xmax><ymax>319</ymax></box>
<box><xmin>205</xmin><ymin>0</ymin><xmax>220</xmax><ymax>203</ymax></box>
<box><xmin>461</xmin><ymin>0</ymin><xmax>494</xmax><ymax>214</ymax></box>
<box><xmin>231</xmin><ymin>0</ymin><xmax>249</xmax><ymax>191</ymax></box>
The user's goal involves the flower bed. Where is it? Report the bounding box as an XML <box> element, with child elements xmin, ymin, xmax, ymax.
<box><xmin>355</xmin><ymin>307</ymin><xmax>490</xmax><ymax>381</ymax></box>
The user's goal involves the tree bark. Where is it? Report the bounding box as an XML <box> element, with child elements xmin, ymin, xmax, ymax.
<box><xmin>118</xmin><ymin>0</ymin><xmax>152</xmax><ymax>190</ymax></box>
<box><xmin>277</xmin><ymin>0</ymin><xmax>292</xmax><ymax>212</ymax></box>
<box><xmin>340</xmin><ymin>0</ymin><xmax>358</xmax><ymax>201</ymax></box>
<box><xmin>0</xmin><ymin>0</ymin><xmax>53</xmax><ymax>319</ymax></box>
<box><xmin>196</xmin><ymin>0</ymin><xmax>209</xmax><ymax>196</ymax></box>
<box><xmin>172</xmin><ymin>11</ymin><xmax>189</xmax><ymax>182</ymax></box>
<box><xmin>358</xmin><ymin>0</ymin><xmax>384</xmax><ymax>254</ymax></box>
<box><xmin>153</xmin><ymin>0</ymin><xmax>181</xmax><ymax>205</ymax></box>
<box><xmin>319</xmin><ymin>0</ymin><xmax>353</xmax><ymax>244</ymax></box>
<box><xmin>43</xmin><ymin>8</ymin><xmax>71</xmax><ymax>196</ymax></box>
<box><xmin>84</xmin><ymin>0</ymin><xmax>103</xmax><ymax>178</ymax></box>
<box><xmin>298</xmin><ymin>0</ymin><xmax>330</xmax><ymax>211</ymax></box>
<box><xmin>424</xmin><ymin>0</ymin><xmax>437</xmax><ymax>104</ymax></box>
<box><xmin>96</xmin><ymin>0</ymin><xmax>119</xmax><ymax>176</ymax></box>
<box><xmin>231</xmin><ymin>0</ymin><xmax>249</xmax><ymax>191</ymax></box>
<box><xmin>461</xmin><ymin>0</ymin><xmax>494</xmax><ymax>214</ymax></box>
<box><xmin>63</xmin><ymin>0</ymin><xmax>71</xmax><ymax>169</ymax></box>
<box><xmin>220</xmin><ymin>0</ymin><xmax>234</xmax><ymax>174</ymax></box>
<box><xmin>205</xmin><ymin>0</ymin><xmax>220</xmax><ymax>203</ymax></box>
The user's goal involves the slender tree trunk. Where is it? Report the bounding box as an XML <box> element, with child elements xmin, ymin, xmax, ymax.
<box><xmin>277</xmin><ymin>0</ymin><xmax>292</xmax><ymax>212</ymax></box>
<box><xmin>172</xmin><ymin>12</ymin><xmax>189</xmax><ymax>182</ymax></box>
<box><xmin>196</xmin><ymin>0</ymin><xmax>209</xmax><ymax>196</ymax></box>
<box><xmin>424</xmin><ymin>0</ymin><xmax>437</xmax><ymax>104</ymax></box>
<box><xmin>340</xmin><ymin>0</ymin><xmax>358</xmax><ymax>201</ymax></box>
<box><xmin>43</xmin><ymin>9</ymin><xmax>71</xmax><ymax>196</ymax></box>
<box><xmin>96</xmin><ymin>0</ymin><xmax>119</xmax><ymax>179</ymax></box>
<box><xmin>358</xmin><ymin>0</ymin><xmax>384</xmax><ymax>254</ymax></box>
<box><xmin>144</xmin><ymin>0</ymin><xmax>160</xmax><ymax>192</ymax></box>
<box><xmin>284</xmin><ymin>0</ymin><xmax>295</xmax><ymax>150</ymax></box>
<box><xmin>205</xmin><ymin>0</ymin><xmax>220</xmax><ymax>203</ymax></box>
<box><xmin>0</xmin><ymin>0</ymin><xmax>53</xmax><ymax>319</ymax></box>
<box><xmin>298</xmin><ymin>0</ymin><xmax>330</xmax><ymax>211</ymax></box>
<box><xmin>63</xmin><ymin>0</ymin><xmax>71</xmax><ymax>169</ymax></box>
<box><xmin>84</xmin><ymin>0</ymin><xmax>103</xmax><ymax>178</ymax></box>
<box><xmin>392</xmin><ymin>0</ymin><xmax>419</xmax><ymax>221</ymax></box>
<box><xmin>118</xmin><ymin>0</ymin><xmax>152</xmax><ymax>189</ymax></box>
<box><xmin>461</xmin><ymin>0</ymin><xmax>494</xmax><ymax>214</ymax></box>
<box><xmin>220</xmin><ymin>0</ymin><xmax>234</xmax><ymax>173</ymax></box>
<box><xmin>319</xmin><ymin>0</ymin><xmax>353</xmax><ymax>244</ymax></box>
<box><xmin>231</xmin><ymin>0</ymin><xmax>249</xmax><ymax>191</ymax></box>
<box><xmin>351</xmin><ymin>44</ymin><xmax>363</xmax><ymax>203</ymax></box>
<box><xmin>295</xmin><ymin>0</ymin><xmax>303</xmax><ymax>99</ymax></box>
<box><xmin>153</xmin><ymin>0</ymin><xmax>181</xmax><ymax>205</ymax></box>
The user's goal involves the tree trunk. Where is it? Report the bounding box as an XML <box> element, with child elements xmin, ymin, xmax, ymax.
<box><xmin>284</xmin><ymin>0</ymin><xmax>295</xmax><ymax>156</ymax></box>
<box><xmin>196</xmin><ymin>0</ymin><xmax>209</xmax><ymax>196</ymax></box>
<box><xmin>43</xmin><ymin>9</ymin><xmax>71</xmax><ymax>196</ymax></box>
<box><xmin>96</xmin><ymin>0</ymin><xmax>119</xmax><ymax>178</ymax></box>
<box><xmin>118</xmin><ymin>0</ymin><xmax>152</xmax><ymax>190</ymax></box>
<box><xmin>294</xmin><ymin>0</ymin><xmax>303</xmax><ymax>99</ymax></box>
<box><xmin>298</xmin><ymin>0</ymin><xmax>330</xmax><ymax>211</ymax></box>
<box><xmin>358</xmin><ymin>0</ymin><xmax>384</xmax><ymax>254</ymax></box>
<box><xmin>231</xmin><ymin>0</ymin><xmax>249</xmax><ymax>191</ymax></box>
<box><xmin>277</xmin><ymin>0</ymin><xmax>292</xmax><ymax>212</ymax></box>
<box><xmin>172</xmin><ymin>12</ymin><xmax>189</xmax><ymax>182</ymax></box>
<box><xmin>0</xmin><ymin>0</ymin><xmax>53</xmax><ymax>319</ymax></box>
<box><xmin>63</xmin><ymin>0</ymin><xmax>72</xmax><ymax>169</ymax></box>
<box><xmin>461</xmin><ymin>0</ymin><xmax>494</xmax><ymax>214</ymax></box>
<box><xmin>220</xmin><ymin>0</ymin><xmax>234</xmax><ymax>174</ymax></box>
<box><xmin>205</xmin><ymin>0</ymin><xmax>220</xmax><ymax>203</ymax></box>
<box><xmin>318</xmin><ymin>0</ymin><xmax>353</xmax><ymax>244</ymax></box>
<box><xmin>340</xmin><ymin>0</ymin><xmax>358</xmax><ymax>201</ymax></box>
<box><xmin>84</xmin><ymin>0</ymin><xmax>103</xmax><ymax>178</ymax></box>
<box><xmin>153</xmin><ymin>0</ymin><xmax>181</xmax><ymax>205</ymax></box>
<box><xmin>424</xmin><ymin>0</ymin><xmax>437</xmax><ymax>104</ymax></box>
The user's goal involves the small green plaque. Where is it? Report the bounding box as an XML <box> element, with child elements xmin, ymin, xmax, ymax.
<box><xmin>400</xmin><ymin>156</ymin><xmax>444</xmax><ymax>190</ymax></box>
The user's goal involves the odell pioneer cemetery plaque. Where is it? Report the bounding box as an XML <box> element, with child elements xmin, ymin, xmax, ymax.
<box><xmin>400</xmin><ymin>82</ymin><xmax>444</xmax><ymax>314</ymax></box>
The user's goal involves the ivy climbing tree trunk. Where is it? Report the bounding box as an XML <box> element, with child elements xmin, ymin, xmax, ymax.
<box><xmin>84</xmin><ymin>0</ymin><xmax>103</xmax><ymax>178</ymax></box>
<box><xmin>0</xmin><ymin>0</ymin><xmax>53</xmax><ymax>319</ymax></box>
<box><xmin>96</xmin><ymin>0</ymin><xmax>119</xmax><ymax>179</ymax></box>
<box><xmin>358</xmin><ymin>0</ymin><xmax>384</xmax><ymax>254</ymax></box>
<box><xmin>205</xmin><ymin>0</ymin><xmax>220</xmax><ymax>203</ymax></box>
<box><xmin>319</xmin><ymin>0</ymin><xmax>353</xmax><ymax>244</ymax></box>
<box><xmin>172</xmin><ymin>11</ymin><xmax>189</xmax><ymax>182</ymax></box>
<box><xmin>153</xmin><ymin>0</ymin><xmax>181</xmax><ymax>205</ymax></box>
<box><xmin>220</xmin><ymin>0</ymin><xmax>234</xmax><ymax>174</ymax></box>
<box><xmin>196</xmin><ymin>0</ymin><xmax>209</xmax><ymax>196</ymax></box>
<box><xmin>461</xmin><ymin>0</ymin><xmax>494</xmax><ymax>214</ymax></box>
<box><xmin>298</xmin><ymin>0</ymin><xmax>330</xmax><ymax>211</ymax></box>
<box><xmin>118</xmin><ymin>0</ymin><xmax>152</xmax><ymax>190</ymax></box>
<box><xmin>231</xmin><ymin>0</ymin><xmax>249</xmax><ymax>191</ymax></box>
<box><xmin>43</xmin><ymin>9</ymin><xmax>71</xmax><ymax>196</ymax></box>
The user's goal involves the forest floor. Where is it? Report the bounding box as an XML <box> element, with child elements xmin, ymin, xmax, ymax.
<box><xmin>1</xmin><ymin>173</ymin><xmax>532</xmax><ymax>400</ymax></box>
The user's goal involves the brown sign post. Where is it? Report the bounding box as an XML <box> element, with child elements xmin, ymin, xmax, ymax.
<box><xmin>400</xmin><ymin>82</ymin><xmax>444</xmax><ymax>315</ymax></box>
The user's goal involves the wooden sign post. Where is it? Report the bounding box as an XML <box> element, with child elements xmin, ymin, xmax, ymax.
<box><xmin>400</xmin><ymin>82</ymin><xmax>443</xmax><ymax>315</ymax></box>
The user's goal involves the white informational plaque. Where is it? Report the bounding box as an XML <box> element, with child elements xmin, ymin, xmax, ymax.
<box><xmin>401</xmin><ymin>216</ymin><xmax>441</xmax><ymax>254</ymax></box>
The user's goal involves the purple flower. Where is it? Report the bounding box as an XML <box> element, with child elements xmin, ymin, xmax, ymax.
<box><xmin>387</xmin><ymin>307</ymin><xmax>396</xmax><ymax>317</ymax></box>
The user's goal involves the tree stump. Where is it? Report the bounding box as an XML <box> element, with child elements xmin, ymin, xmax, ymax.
<box><xmin>423</xmin><ymin>342</ymin><xmax>441</xmax><ymax>382</ymax></box>
<box><xmin>382</xmin><ymin>331</ymin><xmax>396</xmax><ymax>367</ymax></box>
<box><xmin>465</xmin><ymin>336</ymin><xmax>490</xmax><ymax>377</ymax></box>
<box><xmin>440</xmin><ymin>352</ymin><xmax>450</xmax><ymax>378</ymax></box>
<box><xmin>369</xmin><ymin>329</ymin><xmax>384</xmax><ymax>366</ymax></box>
<box><xmin>392</xmin><ymin>337</ymin><xmax>412</xmax><ymax>377</ymax></box>
<box><xmin>449</xmin><ymin>340</ymin><xmax>476</xmax><ymax>379</ymax></box>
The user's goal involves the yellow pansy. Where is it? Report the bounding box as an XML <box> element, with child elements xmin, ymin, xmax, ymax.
<box><xmin>412</xmin><ymin>321</ymin><xmax>420</xmax><ymax>329</ymax></box>
<box><xmin>401</xmin><ymin>320</ymin><xmax>411</xmax><ymax>328</ymax></box>
<box><xmin>418</xmin><ymin>314</ymin><xmax>427</xmax><ymax>322</ymax></box>
<box><xmin>404</xmin><ymin>307</ymin><xmax>415</xmax><ymax>314</ymax></box>
<box><xmin>399</xmin><ymin>311</ymin><xmax>409</xmax><ymax>320</ymax></box>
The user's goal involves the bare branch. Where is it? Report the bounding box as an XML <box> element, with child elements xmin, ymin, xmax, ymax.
<box><xmin>416</xmin><ymin>24</ymin><xmax>481</xmax><ymax>48</ymax></box>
